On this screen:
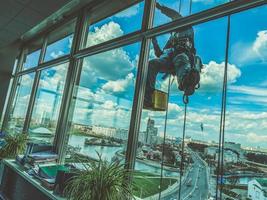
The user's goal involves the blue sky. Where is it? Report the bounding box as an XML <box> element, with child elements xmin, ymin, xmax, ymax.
<box><xmin>13</xmin><ymin>1</ymin><xmax>267</xmax><ymax>149</ymax></box>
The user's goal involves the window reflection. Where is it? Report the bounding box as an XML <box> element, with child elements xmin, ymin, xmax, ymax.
<box><xmin>44</xmin><ymin>19</ymin><xmax>76</xmax><ymax>62</ymax></box>
<box><xmin>221</xmin><ymin>5</ymin><xmax>267</xmax><ymax>199</ymax></box>
<box><xmin>44</xmin><ymin>35</ymin><xmax>73</xmax><ymax>62</ymax></box>
<box><xmin>135</xmin><ymin>15</ymin><xmax>228</xmax><ymax>198</ymax></box>
<box><xmin>65</xmin><ymin>42</ymin><xmax>141</xmax><ymax>163</ymax></box>
<box><xmin>86</xmin><ymin>2</ymin><xmax>144</xmax><ymax>48</ymax></box>
<box><xmin>6</xmin><ymin>73</ymin><xmax>35</xmax><ymax>133</ymax></box>
<box><xmin>29</xmin><ymin>63</ymin><xmax>68</xmax><ymax>143</ymax></box>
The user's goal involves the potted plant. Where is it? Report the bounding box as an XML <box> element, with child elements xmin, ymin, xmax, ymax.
<box><xmin>64</xmin><ymin>153</ymin><xmax>134</xmax><ymax>200</ymax></box>
<box><xmin>0</xmin><ymin>133</ymin><xmax>28</xmax><ymax>159</ymax></box>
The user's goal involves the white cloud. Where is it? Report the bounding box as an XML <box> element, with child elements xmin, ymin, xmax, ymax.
<box><xmin>80</xmin><ymin>21</ymin><xmax>136</xmax><ymax>90</ymax></box>
<box><xmin>87</xmin><ymin>21</ymin><xmax>123</xmax><ymax>47</ymax></box>
<box><xmin>101</xmin><ymin>100</ymin><xmax>117</xmax><ymax>110</ymax></box>
<box><xmin>252</xmin><ymin>30</ymin><xmax>267</xmax><ymax>61</ymax></box>
<box><xmin>200</xmin><ymin>61</ymin><xmax>241</xmax><ymax>92</ymax></box>
<box><xmin>229</xmin><ymin>85</ymin><xmax>267</xmax><ymax>97</ymax></box>
<box><xmin>231</xmin><ymin>30</ymin><xmax>267</xmax><ymax>65</ymax></box>
<box><xmin>245</xmin><ymin>132</ymin><xmax>267</xmax><ymax>143</ymax></box>
<box><xmin>114</xmin><ymin>4</ymin><xmax>140</xmax><ymax>18</ymax></box>
<box><xmin>50</xmin><ymin>51</ymin><xmax>64</xmax><ymax>59</ymax></box>
<box><xmin>102</xmin><ymin>73</ymin><xmax>134</xmax><ymax>94</ymax></box>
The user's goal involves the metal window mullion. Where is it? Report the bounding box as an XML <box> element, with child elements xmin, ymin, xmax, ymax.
<box><xmin>22</xmin><ymin>38</ymin><xmax>47</xmax><ymax>133</ymax></box>
<box><xmin>53</xmin><ymin>9</ymin><xmax>89</xmax><ymax>162</ymax></box>
<box><xmin>22</xmin><ymin>71</ymin><xmax>41</xmax><ymax>133</ymax></box>
<box><xmin>124</xmin><ymin>0</ymin><xmax>156</xmax><ymax>175</ymax></box>
<box><xmin>72</xmin><ymin>0</ymin><xmax>266</xmax><ymax>61</ymax></box>
<box><xmin>17</xmin><ymin>55</ymin><xmax>71</xmax><ymax>76</ymax></box>
<box><xmin>1</xmin><ymin>48</ymin><xmax>26</xmax><ymax>132</ymax></box>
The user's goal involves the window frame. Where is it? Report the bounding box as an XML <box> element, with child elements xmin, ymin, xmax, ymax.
<box><xmin>1</xmin><ymin>1</ymin><xmax>266</xmax><ymax>198</ymax></box>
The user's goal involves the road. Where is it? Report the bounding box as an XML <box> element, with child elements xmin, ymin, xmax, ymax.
<box><xmin>161</xmin><ymin>150</ymin><xmax>209</xmax><ymax>200</ymax></box>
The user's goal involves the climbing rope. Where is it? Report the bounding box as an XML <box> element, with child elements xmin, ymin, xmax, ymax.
<box><xmin>178</xmin><ymin>96</ymin><xmax>188</xmax><ymax>200</ymax></box>
<box><xmin>158</xmin><ymin>76</ymin><xmax>172</xmax><ymax>200</ymax></box>
<box><xmin>178</xmin><ymin>1</ymin><xmax>192</xmax><ymax>199</ymax></box>
<box><xmin>215</xmin><ymin>14</ymin><xmax>231</xmax><ymax>200</ymax></box>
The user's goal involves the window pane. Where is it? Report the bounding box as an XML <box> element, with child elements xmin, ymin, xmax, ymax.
<box><xmin>222</xmin><ymin>5</ymin><xmax>267</xmax><ymax>199</ymax></box>
<box><xmin>29</xmin><ymin>63</ymin><xmax>68</xmax><ymax>143</ymax></box>
<box><xmin>154</xmin><ymin>0</ymin><xmax>228</xmax><ymax>27</ymax></box>
<box><xmin>6</xmin><ymin>73</ymin><xmax>35</xmax><ymax>133</ymax></box>
<box><xmin>65</xmin><ymin>42</ymin><xmax>141</xmax><ymax>163</ymax></box>
<box><xmin>22</xmin><ymin>38</ymin><xmax>43</xmax><ymax>70</ymax></box>
<box><xmin>85</xmin><ymin>2</ymin><xmax>144</xmax><ymax>48</ymax></box>
<box><xmin>0</xmin><ymin>78</ymin><xmax>14</xmax><ymax>131</ymax></box>
<box><xmin>44</xmin><ymin>19</ymin><xmax>76</xmax><ymax>62</ymax></box>
<box><xmin>135</xmin><ymin>16</ymin><xmax>228</xmax><ymax>198</ymax></box>
<box><xmin>23</xmin><ymin>50</ymin><xmax>41</xmax><ymax>70</ymax></box>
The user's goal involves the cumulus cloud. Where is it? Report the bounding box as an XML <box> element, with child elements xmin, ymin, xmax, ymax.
<box><xmin>87</xmin><ymin>21</ymin><xmax>123</xmax><ymax>47</ymax></box>
<box><xmin>199</xmin><ymin>61</ymin><xmax>241</xmax><ymax>92</ymax></box>
<box><xmin>102</xmin><ymin>73</ymin><xmax>134</xmax><ymax>94</ymax></box>
<box><xmin>115</xmin><ymin>4</ymin><xmax>140</xmax><ymax>18</ymax></box>
<box><xmin>252</xmin><ymin>30</ymin><xmax>267</xmax><ymax>60</ymax></box>
<box><xmin>50</xmin><ymin>51</ymin><xmax>65</xmax><ymax>59</ymax></box>
<box><xmin>39</xmin><ymin>63</ymin><xmax>67</xmax><ymax>92</ymax></box>
<box><xmin>80</xmin><ymin>21</ymin><xmax>136</xmax><ymax>91</ymax></box>
<box><xmin>231</xmin><ymin>30</ymin><xmax>267</xmax><ymax>65</ymax></box>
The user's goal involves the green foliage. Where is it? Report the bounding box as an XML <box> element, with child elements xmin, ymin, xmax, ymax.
<box><xmin>64</xmin><ymin>153</ymin><xmax>134</xmax><ymax>200</ymax></box>
<box><xmin>0</xmin><ymin>133</ymin><xmax>28</xmax><ymax>159</ymax></box>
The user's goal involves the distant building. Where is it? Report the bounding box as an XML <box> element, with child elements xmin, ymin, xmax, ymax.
<box><xmin>138</xmin><ymin>131</ymin><xmax>146</xmax><ymax>144</ymax></box>
<box><xmin>204</xmin><ymin>146</ymin><xmax>239</xmax><ymax>163</ymax></box>
<box><xmin>92</xmin><ymin>125</ymin><xmax>116</xmax><ymax>137</ymax></box>
<box><xmin>145</xmin><ymin>118</ymin><xmax>158</xmax><ymax>145</ymax></box>
<box><xmin>225</xmin><ymin>142</ymin><xmax>244</xmax><ymax>158</ymax></box>
<box><xmin>115</xmin><ymin>128</ymin><xmax>128</xmax><ymax>140</ymax></box>
<box><xmin>204</xmin><ymin>146</ymin><xmax>217</xmax><ymax>159</ymax></box>
<box><xmin>248</xmin><ymin>179</ymin><xmax>267</xmax><ymax>200</ymax></box>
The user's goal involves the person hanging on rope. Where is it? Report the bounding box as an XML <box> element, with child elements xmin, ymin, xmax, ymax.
<box><xmin>144</xmin><ymin>3</ymin><xmax>203</xmax><ymax>108</ymax></box>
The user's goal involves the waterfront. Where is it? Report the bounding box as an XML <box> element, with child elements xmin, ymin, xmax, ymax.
<box><xmin>68</xmin><ymin>135</ymin><xmax>179</xmax><ymax>177</ymax></box>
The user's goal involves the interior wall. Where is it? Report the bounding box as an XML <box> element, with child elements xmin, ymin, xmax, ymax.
<box><xmin>0</xmin><ymin>41</ymin><xmax>21</xmax><ymax>122</ymax></box>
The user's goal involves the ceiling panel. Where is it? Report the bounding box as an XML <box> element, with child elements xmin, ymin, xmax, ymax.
<box><xmin>0</xmin><ymin>16</ymin><xmax>10</xmax><ymax>27</ymax></box>
<box><xmin>15</xmin><ymin>8</ymin><xmax>44</xmax><ymax>26</ymax></box>
<box><xmin>0</xmin><ymin>0</ymin><xmax>24</xmax><ymax>18</ymax></box>
<box><xmin>29</xmin><ymin>0</ymin><xmax>72</xmax><ymax>16</ymax></box>
<box><xmin>0</xmin><ymin>0</ymin><xmax>72</xmax><ymax>49</ymax></box>
<box><xmin>5</xmin><ymin>20</ymin><xmax>31</xmax><ymax>36</ymax></box>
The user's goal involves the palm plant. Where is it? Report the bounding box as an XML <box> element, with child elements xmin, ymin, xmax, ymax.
<box><xmin>0</xmin><ymin>133</ymin><xmax>28</xmax><ymax>159</ymax></box>
<box><xmin>64</xmin><ymin>153</ymin><xmax>134</xmax><ymax>200</ymax></box>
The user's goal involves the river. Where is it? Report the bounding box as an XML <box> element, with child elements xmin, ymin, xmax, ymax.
<box><xmin>68</xmin><ymin>135</ymin><xmax>178</xmax><ymax>177</ymax></box>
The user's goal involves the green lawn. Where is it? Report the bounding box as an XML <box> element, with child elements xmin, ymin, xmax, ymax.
<box><xmin>132</xmin><ymin>171</ymin><xmax>176</xmax><ymax>198</ymax></box>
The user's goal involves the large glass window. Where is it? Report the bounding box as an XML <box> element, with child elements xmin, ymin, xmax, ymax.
<box><xmin>44</xmin><ymin>19</ymin><xmax>76</xmax><ymax>62</ymax></box>
<box><xmin>29</xmin><ymin>63</ymin><xmax>68</xmax><ymax>143</ymax></box>
<box><xmin>220</xmin><ymin>5</ymin><xmax>267</xmax><ymax>199</ymax></box>
<box><xmin>5</xmin><ymin>73</ymin><xmax>35</xmax><ymax>133</ymax></box>
<box><xmin>85</xmin><ymin>2</ymin><xmax>144</xmax><ymax>48</ymax></box>
<box><xmin>65</xmin><ymin>42</ymin><xmax>141</xmax><ymax>163</ymax></box>
<box><xmin>134</xmin><ymin>15</ymin><xmax>229</xmax><ymax>198</ymax></box>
